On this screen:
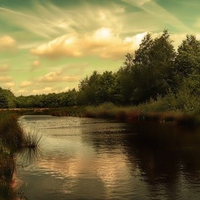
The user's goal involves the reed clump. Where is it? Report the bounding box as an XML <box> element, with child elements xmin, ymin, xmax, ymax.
<box><xmin>23</xmin><ymin>131</ymin><xmax>42</xmax><ymax>149</ymax></box>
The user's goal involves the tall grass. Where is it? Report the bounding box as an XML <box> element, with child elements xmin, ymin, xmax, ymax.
<box><xmin>83</xmin><ymin>102</ymin><xmax>200</xmax><ymax>127</ymax></box>
<box><xmin>0</xmin><ymin>111</ymin><xmax>25</xmax><ymax>151</ymax></box>
<box><xmin>0</xmin><ymin>111</ymin><xmax>41</xmax><ymax>199</ymax></box>
<box><xmin>0</xmin><ymin>111</ymin><xmax>42</xmax><ymax>151</ymax></box>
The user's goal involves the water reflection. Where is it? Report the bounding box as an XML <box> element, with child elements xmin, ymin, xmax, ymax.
<box><xmin>81</xmin><ymin>121</ymin><xmax>200</xmax><ymax>199</ymax></box>
<box><xmin>0</xmin><ymin>141</ymin><xmax>23</xmax><ymax>200</ymax></box>
<box><xmin>18</xmin><ymin>146</ymin><xmax>43</xmax><ymax>168</ymax></box>
<box><xmin>16</xmin><ymin>116</ymin><xmax>200</xmax><ymax>200</ymax></box>
<box><xmin>122</xmin><ymin>123</ymin><xmax>200</xmax><ymax>199</ymax></box>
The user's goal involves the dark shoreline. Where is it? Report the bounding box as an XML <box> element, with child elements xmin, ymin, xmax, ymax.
<box><xmin>4</xmin><ymin>105</ymin><xmax>199</xmax><ymax>128</ymax></box>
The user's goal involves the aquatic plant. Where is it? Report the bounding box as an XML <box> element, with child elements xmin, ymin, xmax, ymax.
<box><xmin>23</xmin><ymin>132</ymin><xmax>42</xmax><ymax>149</ymax></box>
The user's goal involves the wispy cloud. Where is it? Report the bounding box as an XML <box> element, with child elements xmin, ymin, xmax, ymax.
<box><xmin>0</xmin><ymin>0</ymin><xmax>191</xmax><ymax>51</ymax></box>
<box><xmin>0</xmin><ymin>1</ymin><xmax>125</xmax><ymax>41</ymax></box>
<box><xmin>0</xmin><ymin>7</ymin><xmax>58</xmax><ymax>39</ymax></box>
<box><xmin>141</xmin><ymin>1</ymin><xmax>192</xmax><ymax>33</ymax></box>
<box><xmin>122</xmin><ymin>0</ymin><xmax>151</xmax><ymax>6</ymax></box>
<box><xmin>38</xmin><ymin>70</ymin><xmax>80</xmax><ymax>83</ymax></box>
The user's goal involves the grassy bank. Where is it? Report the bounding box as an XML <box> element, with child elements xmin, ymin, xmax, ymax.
<box><xmin>0</xmin><ymin>111</ymin><xmax>23</xmax><ymax>199</ymax></box>
<box><xmin>84</xmin><ymin>103</ymin><xmax>200</xmax><ymax>127</ymax></box>
<box><xmin>8</xmin><ymin>92</ymin><xmax>200</xmax><ymax>128</ymax></box>
<box><xmin>0</xmin><ymin>111</ymin><xmax>42</xmax><ymax>199</ymax></box>
<box><xmin>42</xmin><ymin>102</ymin><xmax>200</xmax><ymax>128</ymax></box>
<box><xmin>0</xmin><ymin>111</ymin><xmax>43</xmax><ymax>150</ymax></box>
<box><xmin>0</xmin><ymin>111</ymin><xmax>25</xmax><ymax>151</ymax></box>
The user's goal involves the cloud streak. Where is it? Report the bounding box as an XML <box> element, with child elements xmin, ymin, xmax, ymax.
<box><xmin>38</xmin><ymin>70</ymin><xmax>80</xmax><ymax>83</ymax></box>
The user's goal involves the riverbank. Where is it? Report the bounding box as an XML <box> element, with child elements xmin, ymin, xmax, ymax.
<box><xmin>0</xmin><ymin>111</ymin><xmax>42</xmax><ymax>199</ymax></box>
<box><xmin>41</xmin><ymin>103</ymin><xmax>200</xmax><ymax>128</ymax></box>
<box><xmin>0</xmin><ymin>111</ymin><xmax>24</xmax><ymax>199</ymax></box>
<box><xmin>3</xmin><ymin>102</ymin><xmax>200</xmax><ymax>128</ymax></box>
<box><xmin>0</xmin><ymin>111</ymin><xmax>25</xmax><ymax>150</ymax></box>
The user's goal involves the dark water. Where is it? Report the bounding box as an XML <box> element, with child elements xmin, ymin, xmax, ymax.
<box><xmin>16</xmin><ymin>115</ymin><xmax>200</xmax><ymax>200</ymax></box>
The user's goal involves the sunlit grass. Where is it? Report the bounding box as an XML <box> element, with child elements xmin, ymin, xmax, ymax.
<box><xmin>82</xmin><ymin>102</ymin><xmax>200</xmax><ymax>127</ymax></box>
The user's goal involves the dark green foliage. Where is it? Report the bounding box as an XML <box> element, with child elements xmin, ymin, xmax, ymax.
<box><xmin>0</xmin><ymin>91</ymin><xmax>8</xmax><ymax>108</ymax></box>
<box><xmin>16</xmin><ymin>89</ymin><xmax>78</xmax><ymax>108</ymax></box>
<box><xmin>77</xmin><ymin>71</ymin><xmax>119</xmax><ymax>105</ymax></box>
<box><xmin>131</xmin><ymin>30</ymin><xmax>176</xmax><ymax>103</ymax></box>
<box><xmin>110</xmin><ymin>30</ymin><xmax>177</xmax><ymax>105</ymax></box>
<box><xmin>115</xmin><ymin>54</ymin><xmax>135</xmax><ymax>104</ymax></box>
<box><xmin>175</xmin><ymin>35</ymin><xmax>200</xmax><ymax>78</ymax></box>
<box><xmin>0</xmin><ymin>112</ymin><xmax>25</xmax><ymax>150</ymax></box>
<box><xmin>0</xmin><ymin>87</ymin><xmax>16</xmax><ymax>108</ymax></box>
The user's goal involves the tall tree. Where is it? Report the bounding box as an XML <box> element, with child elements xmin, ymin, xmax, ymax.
<box><xmin>96</xmin><ymin>71</ymin><xmax>118</xmax><ymax>104</ymax></box>
<box><xmin>131</xmin><ymin>30</ymin><xmax>176</xmax><ymax>103</ymax></box>
<box><xmin>0</xmin><ymin>88</ymin><xmax>8</xmax><ymax>108</ymax></box>
<box><xmin>175</xmin><ymin>35</ymin><xmax>200</xmax><ymax>78</ymax></box>
<box><xmin>116</xmin><ymin>53</ymin><xmax>135</xmax><ymax>104</ymax></box>
<box><xmin>78</xmin><ymin>71</ymin><xmax>101</xmax><ymax>105</ymax></box>
<box><xmin>3</xmin><ymin>89</ymin><xmax>16</xmax><ymax>108</ymax></box>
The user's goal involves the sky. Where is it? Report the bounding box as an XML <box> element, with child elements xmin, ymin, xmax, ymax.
<box><xmin>0</xmin><ymin>0</ymin><xmax>200</xmax><ymax>96</ymax></box>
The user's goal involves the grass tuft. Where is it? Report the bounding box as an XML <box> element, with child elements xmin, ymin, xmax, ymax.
<box><xmin>23</xmin><ymin>132</ymin><xmax>42</xmax><ymax>149</ymax></box>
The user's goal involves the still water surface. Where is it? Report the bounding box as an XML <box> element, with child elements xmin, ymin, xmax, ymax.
<box><xmin>17</xmin><ymin>115</ymin><xmax>200</xmax><ymax>200</ymax></box>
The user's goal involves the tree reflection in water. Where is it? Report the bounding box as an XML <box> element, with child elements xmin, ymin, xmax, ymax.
<box><xmin>18</xmin><ymin>145</ymin><xmax>42</xmax><ymax>167</ymax></box>
<box><xmin>0</xmin><ymin>141</ymin><xmax>18</xmax><ymax>200</ymax></box>
<box><xmin>123</xmin><ymin>122</ymin><xmax>200</xmax><ymax>199</ymax></box>
<box><xmin>82</xmin><ymin>121</ymin><xmax>200</xmax><ymax>199</ymax></box>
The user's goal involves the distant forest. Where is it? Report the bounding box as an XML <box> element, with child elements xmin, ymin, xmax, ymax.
<box><xmin>1</xmin><ymin>30</ymin><xmax>200</xmax><ymax>112</ymax></box>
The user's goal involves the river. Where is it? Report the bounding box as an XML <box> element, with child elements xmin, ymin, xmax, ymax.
<box><xmin>16</xmin><ymin>115</ymin><xmax>200</xmax><ymax>200</ymax></box>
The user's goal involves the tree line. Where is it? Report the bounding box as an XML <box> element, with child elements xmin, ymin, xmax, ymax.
<box><xmin>1</xmin><ymin>30</ymin><xmax>200</xmax><ymax>109</ymax></box>
<box><xmin>75</xmin><ymin>30</ymin><xmax>200</xmax><ymax>108</ymax></box>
